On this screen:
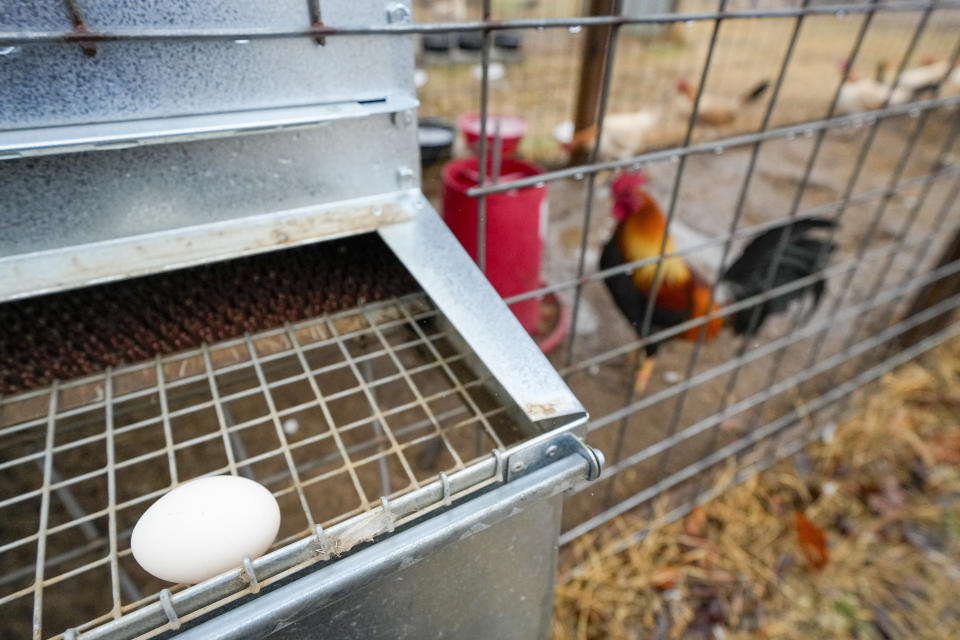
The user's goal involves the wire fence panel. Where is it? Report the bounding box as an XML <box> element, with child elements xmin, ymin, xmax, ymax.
<box><xmin>410</xmin><ymin>0</ymin><xmax>960</xmax><ymax>540</ymax></box>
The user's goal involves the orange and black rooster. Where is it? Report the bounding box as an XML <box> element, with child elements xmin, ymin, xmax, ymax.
<box><xmin>601</xmin><ymin>172</ymin><xmax>837</xmax><ymax>392</ymax></box>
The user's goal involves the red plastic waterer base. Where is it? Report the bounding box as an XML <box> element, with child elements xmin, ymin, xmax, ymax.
<box><xmin>529</xmin><ymin>286</ymin><xmax>571</xmax><ymax>355</ymax></box>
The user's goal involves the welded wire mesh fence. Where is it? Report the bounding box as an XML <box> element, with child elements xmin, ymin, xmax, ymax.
<box><xmin>411</xmin><ymin>0</ymin><xmax>960</xmax><ymax>541</ymax></box>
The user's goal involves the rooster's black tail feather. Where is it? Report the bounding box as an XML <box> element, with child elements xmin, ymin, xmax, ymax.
<box><xmin>723</xmin><ymin>217</ymin><xmax>837</xmax><ymax>336</ymax></box>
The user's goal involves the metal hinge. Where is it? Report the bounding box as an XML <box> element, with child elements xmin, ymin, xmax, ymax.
<box><xmin>505</xmin><ymin>432</ymin><xmax>603</xmax><ymax>483</ymax></box>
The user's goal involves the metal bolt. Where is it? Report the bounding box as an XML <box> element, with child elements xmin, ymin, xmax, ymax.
<box><xmin>386</xmin><ymin>2</ymin><xmax>411</xmax><ymax>23</ymax></box>
<box><xmin>396</xmin><ymin>166</ymin><xmax>416</xmax><ymax>188</ymax></box>
<box><xmin>545</xmin><ymin>445</ymin><xmax>558</xmax><ymax>457</ymax></box>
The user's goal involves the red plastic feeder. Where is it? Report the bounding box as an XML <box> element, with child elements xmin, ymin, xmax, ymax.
<box><xmin>442</xmin><ymin>157</ymin><xmax>546</xmax><ymax>335</ymax></box>
<box><xmin>458</xmin><ymin>113</ymin><xmax>528</xmax><ymax>157</ymax></box>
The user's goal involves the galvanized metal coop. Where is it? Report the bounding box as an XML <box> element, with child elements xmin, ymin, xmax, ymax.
<box><xmin>2</xmin><ymin>0</ymin><xmax>960</xmax><ymax>638</ymax></box>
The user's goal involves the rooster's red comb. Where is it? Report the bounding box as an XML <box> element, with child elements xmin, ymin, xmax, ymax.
<box><xmin>611</xmin><ymin>171</ymin><xmax>647</xmax><ymax>197</ymax></box>
<box><xmin>610</xmin><ymin>172</ymin><xmax>647</xmax><ymax>221</ymax></box>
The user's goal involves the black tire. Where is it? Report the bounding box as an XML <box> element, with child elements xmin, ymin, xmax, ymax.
<box><xmin>422</xmin><ymin>34</ymin><xmax>451</xmax><ymax>52</ymax></box>
<box><xmin>493</xmin><ymin>31</ymin><xmax>522</xmax><ymax>50</ymax></box>
<box><xmin>457</xmin><ymin>32</ymin><xmax>484</xmax><ymax>51</ymax></box>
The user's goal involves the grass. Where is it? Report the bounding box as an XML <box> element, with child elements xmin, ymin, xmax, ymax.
<box><xmin>552</xmin><ymin>336</ymin><xmax>960</xmax><ymax>639</ymax></box>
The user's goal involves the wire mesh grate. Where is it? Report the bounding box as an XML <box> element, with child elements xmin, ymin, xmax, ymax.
<box><xmin>0</xmin><ymin>293</ymin><xmax>524</xmax><ymax>639</ymax></box>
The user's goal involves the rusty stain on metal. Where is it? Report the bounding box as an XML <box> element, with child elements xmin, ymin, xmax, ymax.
<box><xmin>309</xmin><ymin>20</ymin><xmax>337</xmax><ymax>44</ymax></box>
<box><xmin>62</xmin><ymin>0</ymin><xmax>100</xmax><ymax>57</ymax></box>
<box><xmin>307</xmin><ymin>0</ymin><xmax>327</xmax><ymax>45</ymax></box>
<box><xmin>526</xmin><ymin>402</ymin><xmax>558</xmax><ymax>417</ymax></box>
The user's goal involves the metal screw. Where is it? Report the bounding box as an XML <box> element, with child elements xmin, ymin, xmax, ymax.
<box><xmin>545</xmin><ymin>445</ymin><xmax>558</xmax><ymax>457</ymax></box>
<box><xmin>396</xmin><ymin>166</ymin><xmax>416</xmax><ymax>188</ymax></box>
<box><xmin>386</xmin><ymin>2</ymin><xmax>411</xmax><ymax>23</ymax></box>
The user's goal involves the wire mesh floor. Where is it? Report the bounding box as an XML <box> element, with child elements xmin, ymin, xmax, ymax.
<box><xmin>0</xmin><ymin>292</ymin><xmax>526</xmax><ymax>639</ymax></box>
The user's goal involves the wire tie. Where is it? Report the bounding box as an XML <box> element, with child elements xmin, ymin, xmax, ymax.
<box><xmin>380</xmin><ymin>496</ymin><xmax>395</xmax><ymax>533</ymax></box>
<box><xmin>242</xmin><ymin>556</ymin><xmax>260</xmax><ymax>594</ymax></box>
<box><xmin>313</xmin><ymin>524</ymin><xmax>330</xmax><ymax>555</ymax></box>
<box><xmin>159</xmin><ymin>589</ymin><xmax>181</xmax><ymax>630</ymax></box>
<box><xmin>438</xmin><ymin>471</ymin><xmax>451</xmax><ymax>506</ymax></box>
<box><xmin>492</xmin><ymin>448</ymin><xmax>505</xmax><ymax>481</ymax></box>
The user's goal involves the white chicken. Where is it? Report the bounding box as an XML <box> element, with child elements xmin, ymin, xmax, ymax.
<box><xmin>836</xmin><ymin>62</ymin><xmax>913</xmax><ymax>115</ymax></box>
<box><xmin>836</xmin><ymin>79</ymin><xmax>912</xmax><ymax>114</ymax></box>
<box><xmin>940</xmin><ymin>67</ymin><xmax>960</xmax><ymax>100</ymax></box>
<box><xmin>554</xmin><ymin>109</ymin><xmax>661</xmax><ymax>161</ymax></box>
<box><xmin>896</xmin><ymin>59</ymin><xmax>951</xmax><ymax>95</ymax></box>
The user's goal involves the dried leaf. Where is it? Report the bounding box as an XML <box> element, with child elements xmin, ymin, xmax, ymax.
<box><xmin>685</xmin><ymin>506</ymin><xmax>707</xmax><ymax>538</ymax></box>
<box><xmin>795</xmin><ymin>511</ymin><xmax>829</xmax><ymax>571</ymax></box>
<box><xmin>649</xmin><ymin>566</ymin><xmax>680</xmax><ymax>590</ymax></box>
<box><xmin>929</xmin><ymin>434</ymin><xmax>960</xmax><ymax>463</ymax></box>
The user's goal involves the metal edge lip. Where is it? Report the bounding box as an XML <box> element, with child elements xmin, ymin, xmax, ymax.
<box><xmin>0</xmin><ymin>190</ymin><xmax>419</xmax><ymax>303</ymax></box>
<box><xmin>378</xmin><ymin>195</ymin><xmax>588</xmax><ymax>425</ymax></box>
<box><xmin>168</xmin><ymin>453</ymin><xmax>593</xmax><ymax>640</ymax></box>
<box><xmin>75</xmin><ymin>412</ymin><xmax>591</xmax><ymax>640</ymax></box>
<box><xmin>0</xmin><ymin>95</ymin><xmax>419</xmax><ymax>160</ymax></box>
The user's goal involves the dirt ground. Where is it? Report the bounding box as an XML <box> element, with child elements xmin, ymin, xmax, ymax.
<box><xmin>552</xmin><ymin>335</ymin><xmax>960</xmax><ymax>639</ymax></box>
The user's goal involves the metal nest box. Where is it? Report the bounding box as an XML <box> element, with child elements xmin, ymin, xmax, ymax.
<box><xmin>0</xmin><ymin>1</ymin><xmax>598</xmax><ymax>638</ymax></box>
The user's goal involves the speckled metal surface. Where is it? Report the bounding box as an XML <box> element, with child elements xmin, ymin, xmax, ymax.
<box><xmin>380</xmin><ymin>197</ymin><xmax>587</xmax><ymax>427</ymax></box>
<box><xmin>1</xmin><ymin>116</ymin><xmax>417</xmax><ymax>257</ymax></box>
<box><xmin>0</xmin><ymin>0</ymin><xmax>418</xmax><ymax>301</ymax></box>
<box><xmin>0</xmin><ymin>112</ymin><xmax>420</xmax><ymax>300</ymax></box>
<box><xmin>0</xmin><ymin>1</ymin><xmax>412</xmax><ymax>131</ymax></box>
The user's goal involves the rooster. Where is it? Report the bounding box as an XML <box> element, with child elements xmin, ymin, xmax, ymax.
<box><xmin>600</xmin><ymin>173</ymin><xmax>837</xmax><ymax>392</ymax></box>
<box><xmin>674</xmin><ymin>78</ymin><xmax>770</xmax><ymax>126</ymax></box>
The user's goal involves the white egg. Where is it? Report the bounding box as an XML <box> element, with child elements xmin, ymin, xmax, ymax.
<box><xmin>131</xmin><ymin>475</ymin><xmax>281</xmax><ymax>584</ymax></box>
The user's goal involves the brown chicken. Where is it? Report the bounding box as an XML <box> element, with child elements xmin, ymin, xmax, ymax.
<box><xmin>600</xmin><ymin>172</ymin><xmax>837</xmax><ymax>392</ymax></box>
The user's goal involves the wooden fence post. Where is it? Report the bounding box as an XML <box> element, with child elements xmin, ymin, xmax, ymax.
<box><xmin>569</xmin><ymin>0</ymin><xmax>617</xmax><ymax>166</ymax></box>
